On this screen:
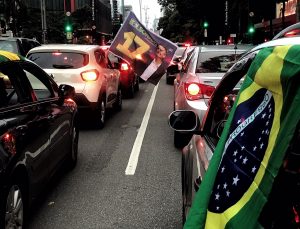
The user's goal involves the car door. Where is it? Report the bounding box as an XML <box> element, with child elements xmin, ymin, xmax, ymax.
<box><xmin>0</xmin><ymin>61</ymin><xmax>54</xmax><ymax>195</ymax></box>
<box><xmin>95</xmin><ymin>49</ymin><xmax>119</xmax><ymax>106</ymax></box>
<box><xmin>181</xmin><ymin>53</ymin><xmax>254</xmax><ymax>221</ymax></box>
<box><xmin>21</xmin><ymin>62</ymin><xmax>72</xmax><ymax>174</ymax></box>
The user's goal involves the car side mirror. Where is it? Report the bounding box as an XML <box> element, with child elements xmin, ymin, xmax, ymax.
<box><xmin>58</xmin><ymin>84</ymin><xmax>75</xmax><ymax>99</ymax></box>
<box><xmin>168</xmin><ymin>110</ymin><xmax>200</xmax><ymax>132</ymax></box>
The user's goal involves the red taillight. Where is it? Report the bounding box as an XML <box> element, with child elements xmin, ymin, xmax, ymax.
<box><xmin>121</xmin><ymin>63</ymin><xmax>129</xmax><ymax>71</ymax></box>
<box><xmin>81</xmin><ymin>70</ymin><xmax>99</xmax><ymax>81</ymax></box>
<box><xmin>284</xmin><ymin>29</ymin><xmax>300</xmax><ymax>37</ymax></box>
<box><xmin>1</xmin><ymin>132</ymin><xmax>16</xmax><ymax>155</ymax></box>
<box><xmin>184</xmin><ymin>43</ymin><xmax>191</xmax><ymax>47</ymax></box>
<box><xmin>52</xmin><ymin>52</ymin><xmax>62</xmax><ymax>56</ymax></box>
<box><xmin>184</xmin><ymin>82</ymin><xmax>215</xmax><ymax>100</ymax></box>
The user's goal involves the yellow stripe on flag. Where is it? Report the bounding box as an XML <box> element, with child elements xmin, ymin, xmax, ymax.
<box><xmin>0</xmin><ymin>51</ymin><xmax>20</xmax><ymax>61</ymax></box>
<box><xmin>205</xmin><ymin>46</ymin><xmax>290</xmax><ymax>228</ymax></box>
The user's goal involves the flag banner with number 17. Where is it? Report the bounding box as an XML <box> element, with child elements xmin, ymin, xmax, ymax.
<box><xmin>109</xmin><ymin>11</ymin><xmax>177</xmax><ymax>85</ymax></box>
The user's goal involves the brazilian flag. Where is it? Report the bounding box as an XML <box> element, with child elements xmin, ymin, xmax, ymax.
<box><xmin>184</xmin><ymin>45</ymin><xmax>300</xmax><ymax>228</ymax></box>
<box><xmin>0</xmin><ymin>50</ymin><xmax>24</xmax><ymax>62</ymax></box>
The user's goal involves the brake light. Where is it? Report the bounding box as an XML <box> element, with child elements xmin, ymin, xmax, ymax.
<box><xmin>121</xmin><ymin>63</ymin><xmax>129</xmax><ymax>71</ymax></box>
<box><xmin>81</xmin><ymin>70</ymin><xmax>99</xmax><ymax>81</ymax></box>
<box><xmin>1</xmin><ymin>132</ymin><xmax>16</xmax><ymax>155</ymax></box>
<box><xmin>284</xmin><ymin>29</ymin><xmax>300</xmax><ymax>37</ymax></box>
<box><xmin>52</xmin><ymin>52</ymin><xmax>62</xmax><ymax>56</ymax></box>
<box><xmin>184</xmin><ymin>82</ymin><xmax>215</xmax><ymax>100</ymax></box>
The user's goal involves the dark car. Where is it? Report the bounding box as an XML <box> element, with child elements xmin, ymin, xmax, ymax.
<box><xmin>0</xmin><ymin>37</ymin><xmax>41</xmax><ymax>56</ymax></box>
<box><xmin>169</xmin><ymin>37</ymin><xmax>300</xmax><ymax>226</ymax></box>
<box><xmin>0</xmin><ymin>51</ymin><xmax>79</xmax><ymax>228</ymax></box>
<box><xmin>101</xmin><ymin>45</ymin><xmax>139</xmax><ymax>98</ymax></box>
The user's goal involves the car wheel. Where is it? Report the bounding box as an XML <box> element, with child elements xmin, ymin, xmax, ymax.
<box><xmin>134</xmin><ymin>78</ymin><xmax>139</xmax><ymax>92</ymax></box>
<box><xmin>114</xmin><ymin>87</ymin><xmax>122</xmax><ymax>111</ymax></box>
<box><xmin>174</xmin><ymin>131</ymin><xmax>192</xmax><ymax>148</ymax></box>
<box><xmin>1</xmin><ymin>182</ymin><xmax>25</xmax><ymax>229</ymax></box>
<box><xmin>95</xmin><ymin>96</ymin><xmax>106</xmax><ymax>129</ymax></box>
<box><xmin>67</xmin><ymin>124</ymin><xmax>79</xmax><ymax>169</ymax></box>
<box><xmin>166</xmin><ymin>74</ymin><xmax>173</xmax><ymax>85</ymax></box>
<box><xmin>127</xmin><ymin>82</ymin><xmax>135</xmax><ymax>98</ymax></box>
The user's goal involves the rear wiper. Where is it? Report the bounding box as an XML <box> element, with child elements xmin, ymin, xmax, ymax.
<box><xmin>52</xmin><ymin>64</ymin><xmax>74</xmax><ymax>69</ymax></box>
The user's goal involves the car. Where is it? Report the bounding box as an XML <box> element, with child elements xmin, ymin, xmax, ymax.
<box><xmin>166</xmin><ymin>45</ymin><xmax>194</xmax><ymax>85</ymax></box>
<box><xmin>26</xmin><ymin>44</ymin><xmax>122</xmax><ymax>128</ymax></box>
<box><xmin>172</xmin><ymin>44</ymin><xmax>252</xmax><ymax>148</ymax></box>
<box><xmin>100</xmin><ymin>45</ymin><xmax>139</xmax><ymax>98</ymax></box>
<box><xmin>168</xmin><ymin>37</ymin><xmax>300</xmax><ymax>226</ymax></box>
<box><xmin>272</xmin><ymin>22</ymin><xmax>300</xmax><ymax>40</ymax></box>
<box><xmin>0</xmin><ymin>50</ymin><xmax>79</xmax><ymax>228</ymax></box>
<box><xmin>0</xmin><ymin>37</ymin><xmax>41</xmax><ymax>56</ymax></box>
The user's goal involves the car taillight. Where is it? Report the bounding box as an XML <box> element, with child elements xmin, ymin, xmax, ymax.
<box><xmin>184</xmin><ymin>43</ymin><xmax>191</xmax><ymax>47</ymax></box>
<box><xmin>81</xmin><ymin>70</ymin><xmax>99</xmax><ymax>81</ymax></box>
<box><xmin>1</xmin><ymin>132</ymin><xmax>16</xmax><ymax>155</ymax></box>
<box><xmin>121</xmin><ymin>63</ymin><xmax>129</xmax><ymax>71</ymax></box>
<box><xmin>184</xmin><ymin>82</ymin><xmax>215</xmax><ymax>100</ymax></box>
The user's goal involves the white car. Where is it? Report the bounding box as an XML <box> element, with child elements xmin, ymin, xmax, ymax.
<box><xmin>27</xmin><ymin>44</ymin><xmax>122</xmax><ymax>128</ymax></box>
<box><xmin>173</xmin><ymin>45</ymin><xmax>252</xmax><ymax>148</ymax></box>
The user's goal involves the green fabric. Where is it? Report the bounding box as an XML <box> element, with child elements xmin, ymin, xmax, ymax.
<box><xmin>184</xmin><ymin>45</ymin><xmax>300</xmax><ymax>229</ymax></box>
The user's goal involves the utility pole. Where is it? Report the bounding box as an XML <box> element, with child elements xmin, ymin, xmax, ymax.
<box><xmin>139</xmin><ymin>0</ymin><xmax>142</xmax><ymax>22</ymax></box>
<box><xmin>40</xmin><ymin>0</ymin><xmax>47</xmax><ymax>43</ymax></box>
<box><xmin>143</xmin><ymin>6</ymin><xmax>149</xmax><ymax>28</ymax></box>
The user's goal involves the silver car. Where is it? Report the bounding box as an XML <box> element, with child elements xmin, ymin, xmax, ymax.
<box><xmin>27</xmin><ymin>44</ymin><xmax>122</xmax><ymax>128</ymax></box>
<box><xmin>169</xmin><ymin>36</ymin><xmax>300</xmax><ymax>225</ymax></box>
<box><xmin>173</xmin><ymin>45</ymin><xmax>252</xmax><ymax>148</ymax></box>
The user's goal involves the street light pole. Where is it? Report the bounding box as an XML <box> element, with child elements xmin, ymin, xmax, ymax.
<box><xmin>40</xmin><ymin>0</ymin><xmax>47</xmax><ymax>43</ymax></box>
<box><xmin>139</xmin><ymin>0</ymin><xmax>142</xmax><ymax>22</ymax></box>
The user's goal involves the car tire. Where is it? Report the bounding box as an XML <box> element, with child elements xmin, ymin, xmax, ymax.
<box><xmin>95</xmin><ymin>96</ymin><xmax>106</xmax><ymax>129</ymax></box>
<box><xmin>134</xmin><ymin>78</ymin><xmax>139</xmax><ymax>92</ymax></box>
<box><xmin>127</xmin><ymin>82</ymin><xmax>135</xmax><ymax>98</ymax></box>
<box><xmin>114</xmin><ymin>87</ymin><xmax>122</xmax><ymax>111</ymax></box>
<box><xmin>166</xmin><ymin>75</ymin><xmax>173</xmax><ymax>85</ymax></box>
<box><xmin>0</xmin><ymin>180</ymin><xmax>26</xmax><ymax>229</ymax></box>
<box><xmin>174</xmin><ymin>131</ymin><xmax>192</xmax><ymax>148</ymax></box>
<box><xmin>67</xmin><ymin>124</ymin><xmax>79</xmax><ymax>169</ymax></box>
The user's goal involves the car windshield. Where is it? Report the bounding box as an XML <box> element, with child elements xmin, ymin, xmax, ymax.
<box><xmin>27</xmin><ymin>52</ymin><xmax>89</xmax><ymax>69</ymax></box>
<box><xmin>196</xmin><ymin>51</ymin><xmax>244</xmax><ymax>73</ymax></box>
<box><xmin>0</xmin><ymin>40</ymin><xmax>18</xmax><ymax>54</ymax></box>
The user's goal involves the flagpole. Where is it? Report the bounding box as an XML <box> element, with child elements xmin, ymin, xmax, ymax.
<box><xmin>139</xmin><ymin>0</ymin><xmax>142</xmax><ymax>23</ymax></box>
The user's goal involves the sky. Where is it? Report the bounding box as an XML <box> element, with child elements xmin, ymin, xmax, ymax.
<box><xmin>124</xmin><ymin>0</ymin><xmax>162</xmax><ymax>29</ymax></box>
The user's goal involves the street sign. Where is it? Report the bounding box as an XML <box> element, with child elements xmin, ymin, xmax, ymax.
<box><xmin>66</xmin><ymin>31</ymin><xmax>72</xmax><ymax>40</ymax></box>
<box><xmin>230</xmin><ymin>34</ymin><xmax>236</xmax><ymax>37</ymax></box>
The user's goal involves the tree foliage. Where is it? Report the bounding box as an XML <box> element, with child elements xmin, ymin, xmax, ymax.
<box><xmin>158</xmin><ymin>0</ymin><xmax>211</xmax><ymax>44</ymax></box>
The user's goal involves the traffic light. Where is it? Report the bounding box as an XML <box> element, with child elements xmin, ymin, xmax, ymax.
<box><xmin>248</xmin><ymin>26</ymin><xmax>255</xmax><ymax>34</ymax></box>
<box><xmin>65</xmin><ymin>24</ymin><xmax>72</xmax><ymax>32</ymax></box>
<box><xmin>203</xmin><ymin>21</ymin><xmax>209</xmax><ymax>29</ymax></box>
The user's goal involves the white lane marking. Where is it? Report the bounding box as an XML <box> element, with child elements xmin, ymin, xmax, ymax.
<box><xmin>125</xmin><ymin>83</ymin><xmax>159</xmax><ymax>175</ymax></box>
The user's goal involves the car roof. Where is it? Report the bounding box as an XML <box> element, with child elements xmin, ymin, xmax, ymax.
<box><xmin>272</xmin><ymin>22</ymin><xmax>300</xmax><ymax>40</ymax></box>
<box><xmin>198</xmin><ymin>44</ymin><xmax>253</xmax><ymax>52</ymax></box>
<box><xmin>28</xmin><ymin>44</ymin><xmax>100</xmax><ymax>53</ymax></box>
<box><xmin>245</xmin><ymin>36</ymin><xmax>300</xmax><ymax>54</ymax></box>
<box><xmin>0</xmin><ymin>37</ymin><xmax>38</xmax><ymax>42</ymax></box>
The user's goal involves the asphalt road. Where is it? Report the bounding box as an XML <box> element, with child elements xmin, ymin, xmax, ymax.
<box><xmin>27</xmin><ymin>80</ymin><xmax>183</xmax><ymax>229</ymax></box>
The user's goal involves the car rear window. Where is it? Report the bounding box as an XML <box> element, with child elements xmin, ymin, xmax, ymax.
<box><xmin>196</xmin><ymin>51</ymin><xmax>244</xmax><ymax>73</ymax></box>
<box><xmin>27</xmin><ymin>52</ymin><xmax>89</xmax><ymax>69</ymax></box>
<box><xmin>0</xmin><ymin>40</ymin><xmax>19</xmax><ymax>54</ymax></box>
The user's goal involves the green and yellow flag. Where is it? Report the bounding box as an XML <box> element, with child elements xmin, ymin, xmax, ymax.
<box><xmin>184</xmin><ymin>45</ymin><xmax>300</xmax><ymax>228</ymax></box>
